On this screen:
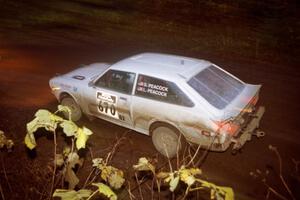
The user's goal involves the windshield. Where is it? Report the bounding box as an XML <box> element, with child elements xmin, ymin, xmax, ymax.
<box><xmin>188</xmin><ymin>65</ymin><xmax>245</xmax><ymax>109</ymax></box>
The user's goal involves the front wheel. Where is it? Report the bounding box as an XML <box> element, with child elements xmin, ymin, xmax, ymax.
<box><xmin>151</xmin><ymin>125</ymin><xmax>184</xmax><ymax>158</ymax></box>
<box><xmin>61</xmin><ymin>97</ymin><xmax>82</xmax><ymax>121</ymax></box>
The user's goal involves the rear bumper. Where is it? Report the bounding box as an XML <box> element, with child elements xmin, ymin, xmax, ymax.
<box><xmin>231</xmin><ymin>106</ymin><xmax>265</xmax><ymax>151</ymax></box>
<box><xmin>208</xmin><ymin>106</ymin><xmax>265</xmax><ymax>152</ymax></box>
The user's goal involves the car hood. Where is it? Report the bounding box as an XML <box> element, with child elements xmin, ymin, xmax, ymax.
<box><xmin>63</xmin><ymin>63</ymin><xmax>110</xmax><ymax>80</ymax></box>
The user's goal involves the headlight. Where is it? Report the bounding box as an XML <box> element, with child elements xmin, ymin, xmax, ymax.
<box><xmin>51</xmin><ymin>86</ymin><xmax>61</xmax><ymax>91</ymax></box>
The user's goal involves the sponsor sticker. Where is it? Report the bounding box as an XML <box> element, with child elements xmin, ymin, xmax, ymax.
<box><xmin>137</xmin><ymin>81</ymin><xmax>168</xmax><ymax>97</ymax></box>
<box><xmin>97</xmin><ymin>92</ymin><xmax>117</xmax><ymax>103</ymax></box>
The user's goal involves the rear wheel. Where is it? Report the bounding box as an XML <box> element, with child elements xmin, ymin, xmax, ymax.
<box><xmin>61</xmin><ymin>97</ymin><xmax>82</xmax><ymax>121</ymax></box>
<box><xmin>151</xmin><ymin>124</ymin><xmax>184</xmax><ymax>158</ymax></box>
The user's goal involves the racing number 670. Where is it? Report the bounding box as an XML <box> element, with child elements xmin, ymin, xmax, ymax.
<box><xmin>98</xmin><ymin>101</ymin><xmax>116</xmax><ymax>116</ymax></box>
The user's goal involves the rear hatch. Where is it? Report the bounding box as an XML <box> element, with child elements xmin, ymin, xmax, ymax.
<box><xmin>220</xmin><ymin>83</ymin><xmax>261</xmax><ymax>119</ymax></box>
<box><xmin>187</xmin><ymin>64</ymin><xmax>262</xmax><ymax>135</ymax></box>
<box><xmin>224</xmin><ymin>84</ymin><xmax>261</xmax><ymax>135</ymax></box>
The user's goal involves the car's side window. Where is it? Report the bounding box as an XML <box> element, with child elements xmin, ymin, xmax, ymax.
<box><xmin>95</xmin><ymin>70</ymin><xmax>136</xmax><ymax>94</ymax></box>
<box><xmin>135</xmin><ymin>75</ymin><xmax>194</xmax><ymax>107</ymax></box>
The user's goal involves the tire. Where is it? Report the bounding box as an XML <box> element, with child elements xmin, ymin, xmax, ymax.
<box><xmin>151</xmin><ymin>124</ymin><xmax>184</xmax><ymax>158</ymax></box>
<box><xmin>61</xmin><ymin>97</ymin><xmax>82</xmax><ymax>121</ymax></box>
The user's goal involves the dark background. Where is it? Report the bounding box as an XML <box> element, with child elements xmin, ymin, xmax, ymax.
<box><xmin>0</xmin><ymin>0</ymin><xmax>299</xmax><ymax>199</ymax></box>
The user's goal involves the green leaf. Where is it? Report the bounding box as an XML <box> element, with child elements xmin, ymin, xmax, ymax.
<box><xmin>157</xmin><ymin>171</ymin><xmax>179</xmax><ymax>192</ymax></box>
<box><xmin>65</xmin><ymin>165</ymin><xmax>79</xmax><ymax>190</ymax></box>
<box><xmin>108</xmin><ymin>170</ymin><xmax>125</xmax><ymax>190</ymax></box>
<box><xmin>92</xmin><ymin>183</ymin><xmax>117</xmax><ymax>200</ymax></box>
<box><xmin>25</xmin><ymin>109</ymin><xmax>62</xmax><ymax>150</ymax></box>
<box><xmin>94</xmin><ymin>159</ymin><xmax>125</xmax><ymax>189</ymax></box>
<box><xmin>82</xmin><ymin>126</ymin><xmax>93</xmax><ymax>136</ymax></box>
<box><xmin>0</xmin><ymin>130</ymin><xmax>14</xmax><ymax>150</ymax></box>
<box><xmin>76</xmin><ymin>127</ymin><xmax>93</xmax><ymax>149</ymax></box>
<box><xmin>100</xmin><ymin>166</ymin><xmax>125</xmax><ymax>189</ymax></box>
<box><xmin>197</xmin><ymin>179</ymin><xmax>234</xmax><ymax>200</ymax></box>
<box><xmin>53</xmin><ymin>189</ymin><xmax>92</xmax><ymax>200</ymax></box>
<box><xmin>58</xmin><ymin>105</ymin><xmax>72</xmax><ymax>120</ymax></box>
<box><xmin>68</xmin><ymin>152</ymin><xmax>83</xmax><ymax>168</ymax></box>
<box><xmin>92</xmin><ymin>158</ymin><xmax>104</xmax><ymax>168</ymax></box>
<box><xmin>221</xmin><ymin>187</ymin><xmax>234</xmax><ymax>200</ymax></box>
<box><xmin>35</xmin><ymin>109</ymin><xmax>52</xmax><ymax>121</ymax></box>
<box><xmin>60</xmin><ymin>120</ymin><xmax>78</xmax><ymax>137</ymax></box>
<box><xmin>56</xmin><ymin>154</ymin><xmax>65</xmax><ymax>167</ymax></box>
<box><xmin>157</xmin><ymin>166</ymin><xmax>202</xmax><ymax>193</ymax></box>
<box><xmin>6</xmin><ymin>139</ymin><xmax>14</xmax><ymax>149</ymax></box>
<box><xmin>24</xmin><ymin>132</ymin><xmax>36</xmax><ymax>150</ymax></box>
<box><xmin>210</xmin><ymin>186</ymin><xmax>234</xmax><ymax>200</ymax></box>
<box><xmin>63</xmin><ymin>146</ymin><xmax>71</xmax><ymax>157</ymax></box>
<box><xmin>163</xmin><ymin>172</ymin><xmax>174</xmax><ymax>183</ymax></box>
<box><xmin>179</xmin><ymin>167</ymin><xmax>201</xmax><ymax>186</ymax></box>
<box><xmin>26</xmin><ymin>118</ymin><xmax>40</xmax><ymax>135</ymax></box>
<box><xmin>0</xmin><ymin>131</ymin><xmax>5</xmax><ymax>148</ymax></box>
<box><xmin>34</xmin><ymin>109</ymin><xmax>63</xmax><ymax>130</ymax></box>
<box><xmin>64</xmin><ymin>153</ymin><xmax>83</xmax><ymax>189</ymax></box>
<box><xmin>133</xmin><ymin>157</ymin><xmax>155</xmax><ymax>174</ymax></box>
<box><xmin>24</xmin><ymin>107</ymin><xmax>93</xmax><ymax>151</ymax></box>
<box><xmin>169</xmin><ymin>175</ymin><xmax>180</xmax><ymax>192</ymax></box>
<box><xmin>156</xmin><ymin>172</ymin><xmax>169</xmax><ymax>179</ymax></box>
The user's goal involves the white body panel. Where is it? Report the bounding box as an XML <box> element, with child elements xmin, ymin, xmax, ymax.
<box><xmin>49</xmin><ymin>53</ymin><xmax>264</xmax><ymax>151</ymax></box>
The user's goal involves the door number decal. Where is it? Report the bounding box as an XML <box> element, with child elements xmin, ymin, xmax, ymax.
<box><xmin>97</xmin><ymin>91</ymin><xmax>118</xmax><ymax>119</ymax></box>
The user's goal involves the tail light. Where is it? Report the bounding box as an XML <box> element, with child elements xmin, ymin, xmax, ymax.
<box><xmin>201</xmin><ymin>130</ymin><xmax>211</xmax><ymax>136</ymax></box>
<box><xmin>215</xmin><ymin>120</ymin><xmax>240</xmax><ymax>136</ymax></box>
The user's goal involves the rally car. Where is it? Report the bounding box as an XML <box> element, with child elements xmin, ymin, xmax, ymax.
<box><xmin>49</xmin><ymin>53</ymin><xmax>265</xmax><ymax>157</ymax></box>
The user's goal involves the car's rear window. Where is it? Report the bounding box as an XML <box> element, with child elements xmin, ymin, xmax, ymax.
<box><xmin>188</xmin><ymin>65</ymin><xmax>245</xmax><ymax>109</ymax></box>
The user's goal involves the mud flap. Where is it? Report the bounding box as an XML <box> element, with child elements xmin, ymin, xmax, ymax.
<box><xmin>232</xmin><ymin>106</ymin><xmax>265</xmax><ymax>151</ymax></box>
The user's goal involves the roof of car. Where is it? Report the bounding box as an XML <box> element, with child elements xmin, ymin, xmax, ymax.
<box><xmin>110</xmin><ymin>53</ymin><xmax>212</xmax><ymax>81</ymax></box>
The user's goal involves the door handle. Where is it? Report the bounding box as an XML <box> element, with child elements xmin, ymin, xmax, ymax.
<box><xmin>120</xmin><ymin>97</ymin><xmax>127</xmax><ymax>101</ymax></box>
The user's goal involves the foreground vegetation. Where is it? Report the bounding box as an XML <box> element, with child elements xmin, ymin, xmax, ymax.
<box><xmin>23</xmin><ymin>106</ymin><xmax>234</xmax><ymax>199</ymax></box>
<box><xmin>0</xmin><ymin>105</ymin><xmax>289</xmax><ymax>199</ymax></box>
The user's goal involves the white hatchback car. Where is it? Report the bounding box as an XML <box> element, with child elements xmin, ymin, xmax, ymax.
<box><xmin>49</xmin><ymin>53</ymin><xmax>265</xmax><ymax>157</ymax></box>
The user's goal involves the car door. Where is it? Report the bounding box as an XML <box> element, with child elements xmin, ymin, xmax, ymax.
<box><xmin>85</xmin><ymin>69</ymin><xmax>136</xmax><ymax>128</ymax></box>
<box><xmin>132</xmin><ymin>74</ymin><xmax>195</xmax><ymax>133</ymax></box>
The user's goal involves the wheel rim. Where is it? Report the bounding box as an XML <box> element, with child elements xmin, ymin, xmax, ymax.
<box><xmin>152</xmin><ymin>126</ymin><xmax>180</xmax><ymax>158</ymax></box>
<box><xmin>61</xmin><ymin>98</ymin><xmax>81</xmax><ymax>121</ymax></box>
